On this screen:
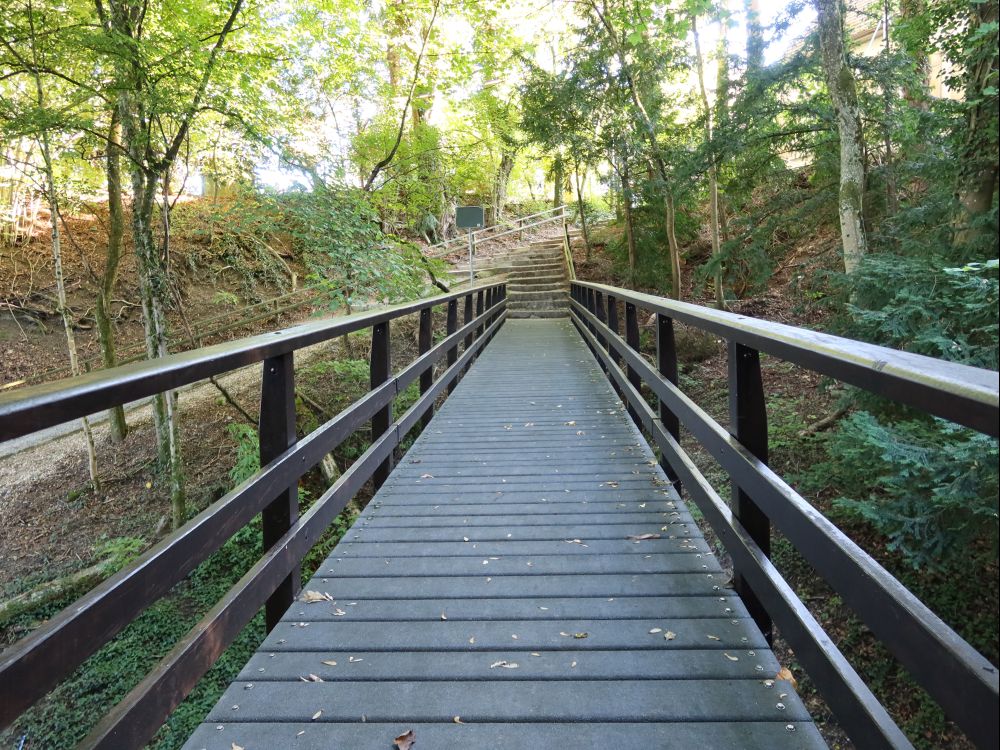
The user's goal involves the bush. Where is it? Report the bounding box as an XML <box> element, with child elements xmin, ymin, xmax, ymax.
<box><xmin>825</xmin><ymin>412</ymin><xmax>999</xmax><ymax>569</ymax></box>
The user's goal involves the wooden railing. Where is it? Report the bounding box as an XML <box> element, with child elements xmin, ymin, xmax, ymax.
<box><xmin>569</xmin><ymin>280</ymin><xmax>998</xmax><ymax>750</ymax></box>
<box><xmin>0</xmin><ymin>281</ymin><xmax>507</xmax><ymax>748</ymax></box>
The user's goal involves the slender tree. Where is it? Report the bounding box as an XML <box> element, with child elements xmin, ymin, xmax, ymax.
<box><xmin>816</xmin><ymin>0</ymin><xmax>868</xmax><ymax>274</ymax></box>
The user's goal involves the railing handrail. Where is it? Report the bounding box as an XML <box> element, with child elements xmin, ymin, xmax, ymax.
<box><xmin>0</xmin><ymin>282</ymin><xmax>502</xmax><ymax>443</ymax></box>
<box><xmin>0</xmin><ymin>282</ymin><xmax>509</xmax><ymax>747</ymax></box>
<box><xmin>572</xmin><ymin>281</ymin><xmax>998</xmax><ymax>437</ymax></box>
<box><xmin>562</xmin><ymin>218</ymin><xmax>576</xmax><ymax>281</ymax></box>
<box><xmin>569</xmin><ymin>280</ymin><xmax>999</xmax><ymax>750</ymax></box>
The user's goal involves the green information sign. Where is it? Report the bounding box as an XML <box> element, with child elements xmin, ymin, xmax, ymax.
<box><xmin>456</xmin><ymin>206</ymin><xmax>484</xmax><ymax>229</ymax></box>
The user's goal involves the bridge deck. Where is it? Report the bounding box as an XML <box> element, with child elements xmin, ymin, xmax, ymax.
<box><xmin>185</xmin><ymin>319</ymin><xmax>825</xmax><ymax>749</ymax></box>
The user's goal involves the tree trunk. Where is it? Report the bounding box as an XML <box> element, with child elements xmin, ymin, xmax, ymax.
<box><xmin>692</xmin><ymin>15</ymin><xmax>725</xmax><ymax>307</ymax></box>
<box><xmin>816</xmin><ymin>0</ymin><xmax>868</xmax><ymax>274</ymax></box>
<box><xmin>96</xmin><ymin>112</ymin><xmax>128</xmax><ymax>442</ymax></box>
<box><xmin>745</xmin><ymin>0</ymin><xmax>764</xmax><ymax>76</ymax></box>
<box><xmin>573</xmin><ymin>164</ymin><xmax>592</xmax><ymax>260</ymax></box>
<box><xmin>26</xmin><ymin>21</ymin><xmax>101</xmax><ymax>491</ymax></box>
<box><xmin>665</xmin><ymin>193</ymin><xmax>681</xmax><ymax>298</ymax></box>
<box><xmin>493</xmin><ymin>150</ymin><xmax>516</xmax><ymax>223</ymax></box>
<box><xmin>552</xmin><ymin>153</ymin><xmax>564</xmax><ymax>208</ymax></box>
<box><xmin>953</xmin><ymin>1</ymin><xmax>999</xmax><ymax>249</ymax></box>
<box><xmin>621</xmin><ymin>160</ymin><xmax>637</xmax><ymax>273</ymax></box>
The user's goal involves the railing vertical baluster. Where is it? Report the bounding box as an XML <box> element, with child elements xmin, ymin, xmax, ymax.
<box><xmin>656</xmin><ymin>313</ymin><xmax>681</xmax><ymax>490</ymax></box>
<box><xmin>259</xmin><ymin>352</ymin><xmax>299</xmax><ymax>632</ymax></box>
<box><xmin>370</xmin><ymin>321</ymin><xmax>394</xmax><ymax>490</ymax></box>
<box><xmin>728</xmin><ymin>342</ymin><xmax>772</xmax><ymax>644</ymax></box>
<box><xmin>476</xmin><ymin>290</ymin><xmax>485</xmax><ymax>339</ymax></box>
<box><xmin>586</xmin><ymin>288</ymin><xmax>597</xmax><ymax>335</ymax></box>
<box><xmin>624</xmin><ymin>301</ymin><xmax>642</xmax><ymax>394</ymax></box>
<box><xmin>607</xmin><ymin>294</ymin><xmax>619</xmax><ymax>365</ymax></box>
<box><xmin>419</xmin><ymin>307</ymin><xmax>433</xmax><ymax>428</ymax></box>
<box><xmin>463</xmin><ymin>294</ymin><xmax>474</xmax><ymax>374</ymax></box>
<box><xmin>447</xmin><ymin>298</ymin><xmax>459</xmax><ymax>393</ymax></box>
<box><xmin>595</xmin><ymin>292</ymin><xmax>609</xmax><ymax>372</ymax></box>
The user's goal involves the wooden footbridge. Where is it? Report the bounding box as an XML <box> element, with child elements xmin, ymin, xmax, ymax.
<box><xmin>0</xmin><ymin>231</ymin><xmax>997</xmax><ymax>749</ymax></box>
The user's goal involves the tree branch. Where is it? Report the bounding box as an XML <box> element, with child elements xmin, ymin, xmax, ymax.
<box><xmin>362</xmin><ymin>0</ymin><xmax>441</xmax><ymax>191</ymax></box>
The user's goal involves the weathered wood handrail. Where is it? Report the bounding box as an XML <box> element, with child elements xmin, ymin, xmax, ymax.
<box><xmin>0</xmin><ymin>281</ymin><xmax>507</xmax><ymax>748</ymax></box>
<box><xmin>570</xmin><ymin>281</ymin><xmax>999</xmax><ymax>750</ymax></box>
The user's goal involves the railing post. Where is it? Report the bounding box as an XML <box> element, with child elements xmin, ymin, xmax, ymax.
<box><xmin>624</xmin><ymin>301</ymin><xmax>642</xmax><ymax>391</ymax></box>
<box><xmin>456</xmin><ymin>294</ymin><xmax>475</xmax><ymax>352</ymax></box>
<box><xmin>419</xmin><ymin>307</ymin><xmax>433</xmax><ymax>428</ymax></box>
<box><xmin>447</xmin><ymin>298</ymin><xmax>459</xmax><ymax>393</ymax></box>
<box><xmin>728</xmin><ymin>341</ymin><xmax>772</xmax><ymax>644</ymax></box>
<box><xmin>656</xmin><ymin>313</ymin><xmax>681</xmax><ymax>490</ymax></box>
<box><xmin>370</xmin><ymin>321</ymin><xmax>393</xmax><ymax>489</ymax></box>
<box><xmin>586</xmin><ymin>288</ymin><xmax>597</xmax><ymax>335</ymax></box>
<box><xmin>595</xmin><ymin>292</ymin><xmax>609</xmax><ymax>369</ymax></box>
<box><xmin>475</xmin><ymin>289</ymin><xmax>485</xmax><ymax>341</ymax></box>
<box><xmin>607</xmin><ymin>294</ymin><xmax>620</xmax><ymax>368</ymax></box>
<box><xmin>259</xmin><ymin>352</ymin><xmax>299</xmax><ymax>632</ymax></box>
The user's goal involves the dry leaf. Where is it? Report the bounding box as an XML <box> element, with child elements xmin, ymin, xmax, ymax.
<box><xmin>664</xmin><ymin>631</ymin><xmax>676</xmax><ymax>640</ymax></box>
<box><xmin>453</xmin><ymin>716</ymin><xmax>465</xmax><ymax>724</ymax></box>
<box><xmin>777</xmin><ymin>666</ymin><xmax>798</xmax><ymax>689</ymax></box>
<box><xmin>706</xmin><ymin>634</ymin><xmax>721</xmax><ymax>641</ymax></box>
<box><xmin>723</xmin><ymin>653</ymin><xmax>739</xmax><ymax>661</ymax></box>
<box><xmin>311</xmin><ymin>710</ymin><xmax>322</xmax><ymax>720</ymax></box>
<box><xmin>321</xmin><ymin>660</ymin><xmax>337</xmax><ymax>666</ymax></box>
<box><xmin>649</xmin><ymin>628</ymin><xmax>662</xmax><ymax>634</ymax></box>
<box><xmin>565</xmin><ymin>421</ymin><xmax>576</xmax><ymax>426</ymax></box>
<box><xmin>232</xmin><ymin>744</ymin><xmax>244</xmax><ymax>750</ymax></box>
<box><xmin>420</xmin><ymin>473</ymin><xmax>434</xmax><ymax>479</ymax></box>
<box><xmin>490</xmin><ymin>660</ymin><xmax>519</xmax><ymax>669</ymax></box>
<box><xmin>393</xmin><ymin>729</ymin><xmax>416</xmax><ymax>750</ymax></box>
<box><xmin>572</xmin><ymin>632</ymin><xmax>588</xmax><ymax>639</ymax></box>
<box><xmin>300</xmin><ymin>590</ymin><xmax>333</xmax><ymax>603</ymax></box>
<box><xmin>627</xmin><ymin>533</ymin><xmax>661</xmax><ymax>541</ymax></box>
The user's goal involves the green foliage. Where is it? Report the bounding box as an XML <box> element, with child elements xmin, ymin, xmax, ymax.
<box><xmin>282</xmin><ymin>187</ymin><xmax>425</xmax><ymax>309</ymax></box>
<box><xmin>227</xmin><ymin>422</ymin><xmax>261</xmax><ymax>485</ymax></box>
<box><xmin>822</xmin><ymin>412</ymin><xmax>998</xmax><ymax>569</ymax></box>
<box><xmin>844</xmin><ymin>255</ymin><xmax>999</xmax><ymax>368</ymax></box>
<box><xmin>92</xmin><ymin>536</ymin><xmax>147</xmax><ymax>574</ymax></box>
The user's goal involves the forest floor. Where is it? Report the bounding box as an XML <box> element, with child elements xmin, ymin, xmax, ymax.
<box><xmin>571</xmin><ymin>222</ymin><xmax>997</xmax><ymax>750</ymax></box>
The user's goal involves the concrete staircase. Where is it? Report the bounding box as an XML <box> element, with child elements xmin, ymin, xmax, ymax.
<box><xmin>505</xmin><ymin>238</ymin><xmax>571</xmax><ymax>319</ymax></box>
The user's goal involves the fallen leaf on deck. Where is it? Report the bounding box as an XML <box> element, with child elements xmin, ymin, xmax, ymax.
<box><xmin>706</xmin><ymin>634</ymin><xmax>720</xmax><ymax>641</ymax></box>
<box><xmin>490</xmin><ymin>660</ymin><xmax>519</xmax><ymax>669</ymax></box>
<box><xmin>627</xmin><ymin>533</ymin><xmax>661</xmax><ymax>541</ymax></box>
<box><xmin>453</xmin><ymin>716</ymin><xmax>465</xmax><ymax>724</ymax></box>
<box><xmin>724</xmin><ymin>653</ymin><xmax>739</xmax><ymax>661</ymax></box>
<box><xmin>649</xmin><ymin>628</ymin><xmax>662</xmax><ymax>634</ymax></box>
<box><xmin>333</xmin><ymin>608</ymin><xmax>346</xmax><ymax>616</ymax></box>
<box><xmin>565</xmin><ymin>421</ymin><xmax>576</xmax><ymax>426</ymax></box>
<box><xmin>300</xmin><ymin>590</ymin><xmax>333</xmax><ymax>603</ymax></box>
<box><xmin>393</xmin><ymin>729</ymin><xmax>416</xmax><ymax>749</ymax></box>
<box><xmin>321</xmin><ymin>660</ymin><xmax>337</xmax><ymax>666</ymax></box>
<box><xmin>299</xmin><ymin>673</ymin><xmax>324</xmax><ymax>682</ymax></box>
<box><xmin>664</xmin><ymin>631</ymin><xmax>676</xmax><ymax>640</ymax></box>
<box><xmin>231</xmin><ymin>744</ymin><xmax>244</xmax><ymax>750</ymax></box>
<box><xmin>311</xmin><ymin>710</ymin><xmax>322</xmax><ymax>720</ymax></box>
<box><xmin>572</xmin><ymin>632</ymin><xmax>588</xmax><ymax>639</ymax></box>
<box><xmin>777</xmin><ymin>666</ymin><xmax>799</xmax><ymax>689</ymax></box>
<box><xmin>420</xmin><ymin>473</ymin><xmax>434</xmax><ymax>479</ymax></box>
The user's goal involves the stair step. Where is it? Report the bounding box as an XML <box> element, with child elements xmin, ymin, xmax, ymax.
<box><xmin>508</xmin><ymin>289</ymin><xmax>568</xmax><ymax>301</ymax></box>
<box><xmin>509</xmin><ymin>275</ymin><xmax>566</xmax><ymax>286</ymax></box>
<box><xmin>507</xmin><ymin>309</ymin><xmax>570</xmax><ymax>319</ymax></box>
